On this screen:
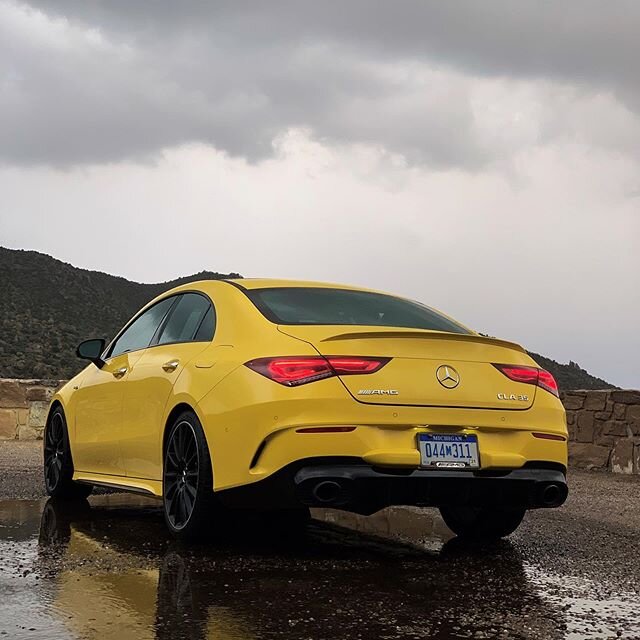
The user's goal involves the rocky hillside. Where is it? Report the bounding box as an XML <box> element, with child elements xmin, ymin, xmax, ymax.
<box><xmin>0</xmin><ymin>247</ymin><xmax>616</xmax><ymax>389</ymax></box>
<box><xmin>0</xmin><ymin>247</ymin><xmax>240</xmax><ymax>379</ymax></box>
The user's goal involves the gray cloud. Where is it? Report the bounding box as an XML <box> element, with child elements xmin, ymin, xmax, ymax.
<box><xmin>2</xmin><ymin>1</ymin><xmax>640</xmax><ymax>167</ymax></box>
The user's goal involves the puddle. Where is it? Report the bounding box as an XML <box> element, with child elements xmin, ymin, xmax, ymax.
<box><xmin>525</xmin><ymin>566</ymin><xmax>640</xmax><ymax>639</ymax></box>
<box><xmin>0</xmin><ymin>496</ymin><xmax>634</xmax><ymax>639</ymax></box>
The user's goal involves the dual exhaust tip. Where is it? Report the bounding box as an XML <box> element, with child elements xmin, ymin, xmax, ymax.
<box><xmin>538</xmin><ymin>482</ymin><xmax>567</xmax><ymax>507</ymax></box>
<box><xmin>311</xmin><ymin>480</ymin><xmax>347</xmax><ymax>504</ymax></box>
<box><xmin>306</xmin><ymin>478</ymin><xmax>568</xmax><ymax>508</ymax></box>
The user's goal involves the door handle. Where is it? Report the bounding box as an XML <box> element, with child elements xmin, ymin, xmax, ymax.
<box><xmin>113</xmin><ymin>366</ymin><xmax>128</xmax><ymax>379</ymax></box>
<box><xmin>162</xmin><ymin>359</ymin><xmax>180</xmax><ymax>373</ymax></box>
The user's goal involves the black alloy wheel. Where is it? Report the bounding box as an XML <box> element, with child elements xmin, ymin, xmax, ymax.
<box><xmin>164</xmin><ymin>421</ymin><xmax>200</xmax><ymax>530</ymax></box>
<box><xmin>44</xmin><ymin>411</ymin><xmax>65</xmax><ymax>493</ymax></box>
<box><xmin>43</xmin><ymin>407</ymin><xmax>92</xmax><ymax>499</ymax></box>
<box><xmin>163</xmin><ymin>410</ymin><xmax>217</xmax><ymax>539</ymax></box>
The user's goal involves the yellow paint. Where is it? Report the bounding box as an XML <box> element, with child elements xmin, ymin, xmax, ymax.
<box><xmin>50</xmin><ymin>279</ymin><xmax>567</xmax><ymax>498</ymax></box>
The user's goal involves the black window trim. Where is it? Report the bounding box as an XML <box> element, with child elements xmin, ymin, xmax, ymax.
<box><xmin>102</xmin><ymin>290</ymin><xmax>216</xmax><ymax>361</ymax></box>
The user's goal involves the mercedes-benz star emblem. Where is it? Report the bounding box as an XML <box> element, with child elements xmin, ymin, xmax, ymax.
<box><xmin>436</xmin><ymin>365</ymin><xmax>460</xmax><ymax>389</ymax></box>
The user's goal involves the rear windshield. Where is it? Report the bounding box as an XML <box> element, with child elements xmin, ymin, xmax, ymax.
<box><xmin>246</xmin><ymin>287</ymin><xmax>471</xmax><ymax>334</ymax></box>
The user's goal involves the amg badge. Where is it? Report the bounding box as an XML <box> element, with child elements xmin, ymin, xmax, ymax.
<box><xmin>358</xmin><ymin>389</ymin><xmax>399</xmax><ymax>396</ymax></box>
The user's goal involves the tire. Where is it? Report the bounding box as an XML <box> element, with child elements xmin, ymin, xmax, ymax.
<box><xmin>43</xmin><ymin>406</ymin><xmax>92</xmax><ymax>500</ymax></box>
<box><xmin>439</xmin><ymin>505</ymin><xmax>526</xmax><ymax>540</ymax></box>
<box><xmin>162</xmin><ymin>409</ymin><xmax>218</xmax><ymax>540</ymax></box>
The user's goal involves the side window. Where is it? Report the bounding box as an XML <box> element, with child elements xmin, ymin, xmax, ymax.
<box><xmin>157</xmin><ymin>293</ymin><xmax>214</xmax><ymax>345</ymax></box>
<box><xmin>109</xmin><ymin>297</ymin><xmax>175</xmax><ymax>358</ymax></box>
<box><xmin>193</xmin><ymin>306</ymin><xmax>215</xmax><ymax>342</ymax></box>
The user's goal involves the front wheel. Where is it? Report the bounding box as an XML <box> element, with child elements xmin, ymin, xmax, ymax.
<box><xmin>43</xmin><ymin>407</ymin><xmax>92</xmax><ymax>500</ymax></box>
<box><xmin>439</xmin><ymin>505</ymin><xmax>526</xmax><ymax>540</ymax></box>
<box><xmin>163</xmin><ymin>410</ymin><xmax>219</xmax><ymax>540</ymax></box>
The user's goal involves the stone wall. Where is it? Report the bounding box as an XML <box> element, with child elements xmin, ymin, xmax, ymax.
<box><xmin>0</xmin><ymin>379</ymin><xmax>639</xmax><ymax>475</ymax></box>
<box><xmin>0</xmin><ymin>379</ymin><xmax>65</xmax><ymax>440</ymax></box>
<box><xmin>562</xmin><ymin>389</ymin><xmax>640</xmax><ymax>474</ymax></box>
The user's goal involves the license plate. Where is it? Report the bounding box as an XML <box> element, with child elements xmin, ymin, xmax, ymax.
<box><xmin>418</xmin><ymin>433</ymin><xmax>479</xmax><ymax>469</ymax></box>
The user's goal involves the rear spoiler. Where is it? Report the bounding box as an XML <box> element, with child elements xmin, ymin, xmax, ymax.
<box><xmin>316</xmin><ymin>329</ymin><xmax>527</xmax><ymax>354</ymax></box>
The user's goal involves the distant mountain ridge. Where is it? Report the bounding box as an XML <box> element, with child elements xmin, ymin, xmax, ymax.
<box><xmin>526</xmin><ymin>352</ymin><xmax>616</xmax><ymax>391</ymax></box>
<box><xmin>0</xmin><ymin>247</ymin><xmax>240</xmax><ymax>379</ymax></box>
<box><xmin>0</xmin><ymin>247</ymin><xmax>616</xmax><ymax>389</ymax></box>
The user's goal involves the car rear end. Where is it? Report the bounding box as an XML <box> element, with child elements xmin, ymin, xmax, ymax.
<box><xmin>209</xmin><ymin>282</ymin><xmax>568</xmax><ymax>517</ymax></box>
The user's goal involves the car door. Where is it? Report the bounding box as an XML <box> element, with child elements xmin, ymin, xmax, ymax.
<box><xmin>72</xmin><ymin>297</ymin><xmax>176</xmax><ymax>477</ymax></box>
<box><xmin>120</xmin><ymin>292</ymin><xmax>215</xmax><ymax>480</ymax></box>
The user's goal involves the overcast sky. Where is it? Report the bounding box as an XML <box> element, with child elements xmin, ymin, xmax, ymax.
<box><xmin>0</xmin><ymin>1</ymin><xmax>638</xmax><ymax>388</ymax></box>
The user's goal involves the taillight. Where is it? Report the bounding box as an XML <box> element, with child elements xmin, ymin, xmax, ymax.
<box><xmin>245</xmin><ymin>356</ymin><xmax>389</xmax><ymax>386</ymax></box>
<box><xmin>326</xmin><ymin>357</ymin><xmax>387</xmax><ymax>375</ymax></box>
<box><xmin>537</xmin><ymin>369</ymin><xmax>560</xmax><ymax>397</ymax></box>
<box><xmin>493</xmin><ymin>364</ymin><xmax>559</xmax><ymax>397</ymax></box>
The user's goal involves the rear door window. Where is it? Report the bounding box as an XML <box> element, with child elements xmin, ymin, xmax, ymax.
<box><xmin>156</xmin><ymin>293</ymin><xmax>214</xmax><ymax>344</ymax></box>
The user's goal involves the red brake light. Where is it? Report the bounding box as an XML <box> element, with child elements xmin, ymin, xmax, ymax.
<box><xmin>537</xmin><ymin>369</ymin><xmax>559</xmax><ymax>397</ymax></box>
<box><xmin>326</xmin><ymin>357</ymin><xmax>388</xmax><ymax>375</ymax></box>
<box><xmin>246</xmin><ymin>357</ymin><xmax>333</xmax><ymax>386</ymax></box>
<box><xmin>245</xmin><ymin>356</ymin><xmax>389</xmax><ymax>386</ymax></box>
<box><xmin>493</xmin><ymin>364</ymin><xmax>559</xmax><ymax>397</ymax></box>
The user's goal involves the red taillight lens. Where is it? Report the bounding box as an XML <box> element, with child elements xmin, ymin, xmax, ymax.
<box><xmin>245</xmin><ymin>356</ymin><xmax>389</xmax><ymax>386</ymax></box>
<box><xmin>495</xmin><ymin>365</ymin><xmax>540</xmax><ymax>385</ymax></box>
<box><xmin>537</xmin><ymin>369</ymin><xmax>559</xmax><ymax>397</ymax></box>
<box><xmin>326</xmin><ymin>357</ymin><xmax>388</xmax><ymax>375</ymax></box>
<box><xmin>493</xmin><ymin>364</ymin><xmax>559</xmax><ymax>397</ymax></box>
<box><xmin>246</xmin><ymin>357</ymin><xmax>333</xmax><ymax>386</ymax></box>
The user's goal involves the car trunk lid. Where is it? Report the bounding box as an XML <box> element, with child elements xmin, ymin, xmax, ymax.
<box><xmin>278</xmin><ymin>326</ymin><xmax>537</xmax><ymax>410</ymax></box>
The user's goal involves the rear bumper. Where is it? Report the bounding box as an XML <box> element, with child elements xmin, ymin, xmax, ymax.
<box><xmin>216</xmin><ymin>459</ymin><xmax>568</xmax><ymax>515</ymax></box>
<box><xmin>198</xmin><ymin>365</ymin><xmax>568</xmax><ymax>492</ymax></box>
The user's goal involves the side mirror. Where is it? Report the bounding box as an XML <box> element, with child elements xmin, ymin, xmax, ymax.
<box><xmin>76</xmin><ymin>338</ymin><xmax>106</xmax><ymax>368</ymax></box>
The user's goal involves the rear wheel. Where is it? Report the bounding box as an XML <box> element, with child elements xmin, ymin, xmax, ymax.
<box><xmin>43</xmin><ymin>407</ymin><xmax>92</xmax><ymax>500</ymax></box>
<box><xmin>439</xmin><ymin>505</ymin><xmax>526</xmax><ymax>540</ymax></box>
<box><xmin>163</xmin><ymin>410</ymin><xmax>218</xmax><ymax>540</ymax></box>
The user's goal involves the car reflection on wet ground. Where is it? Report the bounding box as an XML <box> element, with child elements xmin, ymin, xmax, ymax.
<box><xmin>0</xmin><ymin>494</ymin><xmax>638</xmax><ymax>640</ymax></box>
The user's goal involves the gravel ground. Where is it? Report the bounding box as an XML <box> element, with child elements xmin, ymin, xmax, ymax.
<box><xmin>1</xmin><ymin>441</ymin><xmax>639</xmax><ymax>639</ymax></box>
<box><xmin>0</xmin><ymin>440</ymin><xmax>44</xmax><ymax>499</ymax></box>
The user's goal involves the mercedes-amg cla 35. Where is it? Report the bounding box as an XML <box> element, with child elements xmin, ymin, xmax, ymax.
<box><xmin>45</xmin><ymin>280</ymin><xmax>568</xmax><ymax>540</ymax></box>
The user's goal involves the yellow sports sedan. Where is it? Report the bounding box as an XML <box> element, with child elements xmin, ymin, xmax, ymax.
<box><xmin>45</xmin><ymin>279</ymin><xmax>568</xmax><ymax>540</ymax></box>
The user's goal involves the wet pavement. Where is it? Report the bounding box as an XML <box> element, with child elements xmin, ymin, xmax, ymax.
<box><xmin>0</xmin><ymin>490</ymin><xmax>639</xmax><ymax>640</ymax></box>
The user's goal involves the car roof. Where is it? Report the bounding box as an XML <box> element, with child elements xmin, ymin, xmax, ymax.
<box><xmin>153</xmin><ymin>278</ymin><xmax>383</xmax><ymax>302</ymax></box>
<box><xmin>223</xmin><ymin>278</ymin><xmax>379</xmax><ymax>292</ymax></box>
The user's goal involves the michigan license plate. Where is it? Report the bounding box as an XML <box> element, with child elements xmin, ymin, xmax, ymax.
<box><xmin>418</xmin><ymin>433</ymin><xmax>480</xmax><ymax>469</ymax></box>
